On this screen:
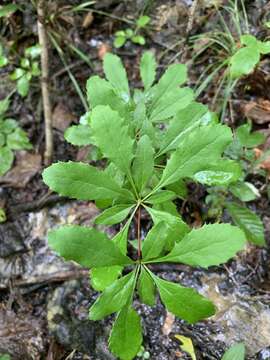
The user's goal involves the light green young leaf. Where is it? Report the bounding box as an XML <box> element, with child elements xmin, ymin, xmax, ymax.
<box><xmin>91</xmin><ymin>105</ymin><xmax>134</xmax><ymax>174</ymax></box>
<box><xmin>142</xmin><ymin>221</ymin><xmax>170</xmax><ymax>260</ymax></box>
<box><xmin>229</xmin><ymin>181</ymin><xmax>260</xmax><ymax>202</ymax></box>
<box><xmin>159</xmin><ymin>102</ymin><xmax>208</xmax><ymax>155</ymax></box>
<box><xmin>6</xmin><ymin>128</ymin><xmax>32</xmax><ymax>150</ymax></box>
<box><xmin>156</xmin><ymin>224</ymin><xmax>246</xmax><ymax>268</ymax></box>
<box><xmin>94</xmin><ymin>204</ymin><xmax>135</xmax><ymax>225</ymax></box>
<box><xmin>137</xmin><ymin>267</ymin><xmax>156</xmax><ymax>306</ymax></box>
<box><xmin>132</xmin><ymin>135</ymin><xmax>154</xmax><ymax>193</ymax></box>
<box><xmin>152</xmin><ymin>274</ymin><xmax>216</xmax><ymax>323</ymax></box>
<box><xmin>221</xmin><ymin>343</ymin><xmax>245</xmax><ymax>360</ymax></box>
<box><xmin>132</xmin><ymin>35</ymin><xmax>146</xmax><ymax>45</ymax></box>
<box><xmin>89</xmin><ymin>271</ymin><xmax>135</xmax><ymax>320</ymax></box>
<box><xmin>103</xmin><ymin>53</ymin><xmax>130</xmax><ymax>101</ymax></box>
<box><xmin>0</xmin><ymin>146</ymin><xmax>14</xmax><ymax>176</ymax></box>
<box><xmin>140</xmin><ymin>51</ymin><xmax>156</xmax><ymax>90</ymax></box>
<box><xmin>136</xmin><ymin>15</ymin><xmax>150</xmax><ymax>27</ymax></box>
<box><xmin>43</xmin><ymin>162</ymin><xmax>134</xmax><ymax>201</ymax></box>
<box><xmin>64</xmin><ymin>125</ymin><xmax>93</xmax><ymax>146</ymax></box>
<box><xmin>24</xmin><ymin>44</ymin><xmax>41</xmax><ymax>59</ymax></box>
<box><xmin>240</xmin><ymin>34</ymin><xmax>257</xmax><ymax>47</ymax></box>
<box><xmin>17</xmin><ymin>74</ymin><xmax>30</xmax><ymax>97</ymax></box>
<box><xmin>150</xmin><ymin>64</ymin><xmax>187</xmax><ymax>107</ymax></box>
<box><xmin>226</xmin><ymin>202</ymin><xmax>265</xmax><ymax>246</ymax></box>
<box><xmin>157</xmin><ymin>124</ymin><xmax>232</xmax><ymax>188</ymax></box>
<box><xmin>109</xmin><ymin>305</ymin><xmax>142</xmax><ymax>360</ymax></box>
<box><xmin>257</xmin><ymin>40</ymin><xmax>270</xmax><ymax>54</ymax></box>
<box><xmin>91</xmin><ymin>266</ymin><xmax>122</xmax><ymax>291</ymax></box>
<box><xmin>149</xmin><ymin>87</ymin><xmax>194</xmax><ymax>122</ymax></box>
<box><xmin>230</xmin><ymin>46</ymin><xmax>260</xmax><ymax>79</ymax></box>
<box><xmin>48</xmin><ymin>225</ymin><xmax>133</xmax><ymax>268</ymax></box>
<box><xmin>114</xmin><ymin>36</ymin><xmax>126</xmax><ymax>48</ymax></box>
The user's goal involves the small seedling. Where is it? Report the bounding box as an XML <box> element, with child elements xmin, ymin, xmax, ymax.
<box><xmin>114</xmin><ymin>15</ymin><xmax>150</xmax><ymax>48</ymax></box>
<box><xmin>9</xmin><ymin>44</ymin><xmax>41</xmax><ymax>97</ymax></box>
<box><xmin>0</xmin><ymin>96</ymin><xmax>32</xmax><ymax>176</ymax></box>
<box><xmin>43</xmin><ymin>52</ymin><xmax>247</xmax><ymax>359</ymax></box>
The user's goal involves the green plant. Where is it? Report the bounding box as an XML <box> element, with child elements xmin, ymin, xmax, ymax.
<box><xmin>0</xmin><ymin>43</ymin><xmax>8</xmax><ymax>67</ymax></box>
<box><xmin>191</xmin><ymin>1</ymin><xmax>270</xmax><ymax>119</ymax></box>
<box><xmin>114</xmin><ymin>15</ymin><xmax>150</xmax><ymax>48</ymax></box>
<box><xmin>43</xmin><ymin>52</ymin><xmax>247</xmax><ymax>360</ymax></box>
<box><xmin>9</xmin><ymin>44</ymin><xmax>41</xmax><ymax>97</ymax></box>
<box><xmin>0</xmin><ymin>354</ymin><xmax>11</xmax><ymax>360</ymax></box>
<box><xmin>206</xmin><ymin>121</ymin><xmax>266</xmax><ymax>246</ymax></box>
<box><xmin>221</xmin><ymin>343</ymin><xmax>245</xmax><ymax>360</ymax></box>
<box><xmin>0</xmin><ymin>207</ymin><xmax>6</xmax><ymax>223</ymax></box>
<box><xmin>0</xmin><ymin>96</ymin><xmax>32</xmax><ymax>176</ymax></box>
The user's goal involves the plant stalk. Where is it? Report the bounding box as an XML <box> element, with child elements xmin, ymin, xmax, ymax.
<box><xmin>37</xmin><ymin>0</ymin><xmax>53</xmax><ymax>165</ymax></box>
<box><xmin>137</xmin><ymin>206</ymin><xmax>142</xmax><ymax>260</ymax></box>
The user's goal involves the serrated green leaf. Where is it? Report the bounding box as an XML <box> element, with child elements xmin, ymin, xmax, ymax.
<box><xmin>91</xmin><ymin>105</ymin><xmax>134</xmax><ymax>174</ymax></box>
<box><xmin>91</xmin><ymin>266</ymin><xmax>122</xmax><ymax>291</ymax></box>
<box><xmin>140</xmin><ymin>51</ymin><xmax>156</xmax><ymax>90</ymax></box>
<box><xmin>229</xmin><ymin>181</ymin><xmax>259</xmax><ymax>201</ymax></box>
<box><xmin>132</xmin><ymin>135</ymin><xmax>154</xmax><ymax>193</ymax></box>
<box><xmin>89</xmin><ymin>271</ymin><xmax>135</xmax><ymax>320</ymax></box>
<box><xmin>152</xmin><ymin>274</ymin><xmax>216</xmax><ymax>323</ymax></box>
<box><xmin>103</xmin><ymin>53</ymin><xmax>130</xmax><ymax>101</ymax></box>
<box><xmin>48</xmin><ymin>225</ymin><xmax>133</xmax><ymax>268</ymax></box>
<box><xmin>157</xmin><ymin>124</ymin><xmax>232</xmax><ymax>188</ymax></box>
<box><xmin>95</xmin><ymin>204</ymin><xmax>135</xmax><ymax>225</ymax></box>
<box><xmin>145</xmin><ymin>206</ymin><xmax>190</xmax><ymax>247</ymax></box>
<box><xmin>64</xmin><ymin>125</ymin><xmax>93</xmax><ymax>146</ymax></box>
<box><xmin>0</xmin><ymin>146</ymin><xmax>14</xmax><ymax>176</ymax></box>
<box><xmin>86</xmin><ymin>75</ymin><xmax>127</xmax><ymax>116</ymax></box>
<box><xmin>257</xmin><ymin>40</ymin><xmax>270</xmax><ymax>54</ymax></box>
<box><xmin>42</xmin><ymin>161</ymin><xmax>134</xmax><ymax>201</ymax></box>
<box><xmin>142</xmin><ymin>221</ymin><xmax>170</xmax><ymax>260</ymax></box>
<box><xmin>230</xmin><ymin>46</ymin><xmax>260</xmax><ymax>79</ymax></box>
<box><xmin>166</xmin><ymin>180</ymin><xmax>187</xmax><ymax>199</ymax></box>
<box><xmin>146</xmin><ymin>190</ymin><xmax>176</xmax><ymax>204</ymax></box>
<box><xmin>109</xmin><ymin>305</ymin><xmax>142</xmax><ymax>360</ymax></box>
<box><xmin>226</xmin><ymin>202</ymin><xmax>265</xmax><ymax>246</ymax></box>
<box><xmin>6</xmin><ymin>128</ymin><xmax>32</xmax><ymax>150</ymax></box>
<box><xmin>156</xmin><ymin>224</ymin><xmax>246</xmax><ymax>268</ymax></box>
<box><xmin>221</xmin><ymin>343</ymin><xmax>245</xmax><ymax>360</ymax></box>
<box><xmin>112</xmin><ymin>216</ymin><xmax>133</xmax><ymax>254</ymax></box>
<box><xmin>137</xmin><ymin>267</ymin><xmax>156</xmax><ymax>306</ymax></box>
<box><xmin>150</xmin><ymin>63</ymin><xmax>187</xmax><ymax>107</ymax></box>
<box><xmin>159</xmin><ymin>102</ymin><xmax>208</xmax><ymax>155</ymax></box>
<box><xmin>149</xmin><ymin>87</ymin><xmax>194</xmax><ymax>122</ymax></box>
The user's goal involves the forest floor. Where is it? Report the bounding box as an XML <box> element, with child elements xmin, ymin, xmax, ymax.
<box><xmin>1</xmin><ymin>0</ymin><xmax>270</xmax><ymax>359</ymax></box>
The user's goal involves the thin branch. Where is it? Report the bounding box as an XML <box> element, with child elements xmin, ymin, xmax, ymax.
<box><xmin>37</xmin><ymin>0</ymin><xmax>53</xmax><ymax>165</ymax></box>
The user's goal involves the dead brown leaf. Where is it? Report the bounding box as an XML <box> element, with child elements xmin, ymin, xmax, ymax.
<box><xmin>0</xmin><ymin>152</ymin><xmax>41</xmax><ymax>188</ymax></box>
<box><xmin>52</xmin><ymin>102</ymin><xmax>76</xmax><ymax>132</ymax></box>
<box><xmin>242</xmin><ymin>99</ymin><xmax>270</xmax><ymax>124</ymax></box>
<box><xmin>82</xmin><ymin>11</ymin><xmax>94</xmax><ymax>28</ymax></box>
<box><xmin>98</xmin><ymin>43</ymin><xmax>111</xmax><ymax>60</ymax></box>
<box><xmin>162</xmin><ymin>311</ymin><xmax>175</xmax><ymax>335</ymax></box>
